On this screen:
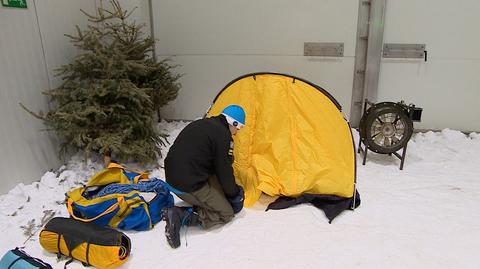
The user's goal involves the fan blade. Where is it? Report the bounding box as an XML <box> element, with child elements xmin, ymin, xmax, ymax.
<box><xmin>393</xmin><ymin>115</ymin><xmax>401</xmax><ymax>124</ymax></box>
<box><xmin>376</xmin><ymin>116</ymin><xmax>384</xmax><ymax>124</ymax></box>
<box><xmin>374</xmin><ymin>133</ymin><xmax>384</xmax><ymax>145</ymax></box>
<box><xmin>384</xmin><ymin>137</ymin><xmax>391</xmax><ymax>146</ymax></box>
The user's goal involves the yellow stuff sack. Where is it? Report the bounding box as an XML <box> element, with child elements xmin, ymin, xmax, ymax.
<box><xmin>39</xmin><ymin>217</ymin><xmax>130</xmax><ymax>269</ymax></box>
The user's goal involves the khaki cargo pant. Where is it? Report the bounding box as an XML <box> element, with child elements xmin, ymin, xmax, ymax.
<box><xmin>177</xmin><ymin>176</ymin><xmax>234</xmax><ymax>229</ymax></box>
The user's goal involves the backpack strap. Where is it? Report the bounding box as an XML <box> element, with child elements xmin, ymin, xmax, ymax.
<box><xmin>107</xmin><ymin>163</ymin><xmax>149</xmax><ymax>183</ymax></box>
<box><xmin>64</xmin><ymin>258</ymin><xmax>74</xmax><ymax>269</ymax></box>
<box><xmin>67</xmin><ymin>197</ymin><xmax>124</xmax><ymax>222</ymax></box>
<box><xmin>107</xmin><ymin>163</ymin><xmax>124</xmax><ymax>169</ymax></box>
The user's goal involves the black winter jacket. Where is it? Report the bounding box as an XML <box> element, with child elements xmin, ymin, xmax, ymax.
<box><xmin>164</xmin><ymin>115</ymin><xmax>240</xmax><ymax>198</ymax></box>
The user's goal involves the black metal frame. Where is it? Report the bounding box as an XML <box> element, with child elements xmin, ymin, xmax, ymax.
<box><xmin>358</xmin><ymin>136</ymin><xmax>408</xmax><ymax>170</ymax></box>
<box><xmin>358</xmin><ymin>100</ymin><xmax>409</xmax><ymax>170</ymax></box>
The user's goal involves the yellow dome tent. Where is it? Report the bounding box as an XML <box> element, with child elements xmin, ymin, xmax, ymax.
<box><xmin>207</xmin><ymin>73</ymin><xmax>360</xmax><ymax>222</ymax></box>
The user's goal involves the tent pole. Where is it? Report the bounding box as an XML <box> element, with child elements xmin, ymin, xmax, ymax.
<box><xmin>351</xmin><ymin>183</ymin><xmax>357</xmax><ymax>210</ymax></box>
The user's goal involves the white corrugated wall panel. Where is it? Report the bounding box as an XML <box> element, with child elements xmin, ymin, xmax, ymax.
<box><xmin>159</xmin><ymin>55</ymin><xmax>355</xmax><ymax>121</ymax></box>
<box><xmin>0</xmin><ymin>3</ymin><xmax>58</xmax><ymax>193</ymax></box>
<box><xmin>378</xmin><ymin>0</ymin><xmax>480</xmax><ymax>131</ymax></box>
<box><xmin>0</xmin><ymin>0</ymin><xmax>96</xmax><ymax>194</ymax></box>
<box><xmin>35</xmin><ymin>0</ymin><xmax>97</xmax><ymax>87</ymax></box>
<box><xmin>152</xmin><ymin>0</ymin><xmax>358</xmax><ymax>120</ymax></box>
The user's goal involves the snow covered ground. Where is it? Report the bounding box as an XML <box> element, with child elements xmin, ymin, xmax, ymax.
<box><xmin>1</xmin><ymin>121</ymin><xmax>479</xmax><ymax>269</ymax></box>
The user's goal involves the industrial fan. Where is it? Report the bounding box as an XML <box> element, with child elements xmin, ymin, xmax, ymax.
<box><xmin>358</xmin><ymin>100</ymin><xmax>422</xmax><ymax>170</ymax></box>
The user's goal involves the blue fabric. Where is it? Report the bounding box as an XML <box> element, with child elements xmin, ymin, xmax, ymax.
<box><xmin>90</xmin><ymin>178</ymin><xmax>174</xmax><ymax>230</ymax></box>
<box><xmin>97</xmin><ymin>178</ymin><xmax>169</xmax><ymax>197</ymax></box>
<box><xmin>117</xmin><ymin>204</ymin><xmax>151</xmax><ymax>231</ymax></box>
<box><xmin>73</xmin><ymin>198</ymin><xmax>119</xmax><ymax>227</ymax></box>
<box><xmin>222</xmin><ymin>104</ymin><xmax>246</xmax><ymax>125</ymax></box>
<box><xmin>181</xmin><ymin>207</ymin><xmax>194</xmax><ymax>226</ymax></box>
<box><xmin>0</xmin><ymin>249</ymin><xmax>52</xmax><ymax>269</ymax></box>
<box><xmin>147</xmin><ymin>188</ymin><xmax>175</xmax><ymax>224</ymax></box>
<box><xmin>0</xmin><ymin>250</ymin><xmax>18</xmax><ymax>268</ymax></box>
<box><xmin>123</xmin><ymin>171</ymin><xmax>140</xmax><ymax>182</ymax></box>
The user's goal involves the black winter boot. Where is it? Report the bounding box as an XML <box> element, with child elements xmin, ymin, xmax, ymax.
<box><xmin>162</xmin><ymin>206</ymin><xmax>199</xmax><ymax>248</ymax></box>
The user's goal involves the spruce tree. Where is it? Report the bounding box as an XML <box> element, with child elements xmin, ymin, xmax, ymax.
<box><xmin>23</xmin><ymin>0</ymin><xmax>181</xmax><ymax>164</ymax></box>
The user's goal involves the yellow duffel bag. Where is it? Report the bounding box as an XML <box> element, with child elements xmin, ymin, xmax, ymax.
<box><xmin>39</xmin><ymin>217</ymin><xmax>130</xmax><ymax>269</ymax></box>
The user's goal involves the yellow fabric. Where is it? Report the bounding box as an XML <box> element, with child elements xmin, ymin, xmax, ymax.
<box><xmin>40</xmin><ymin>231</ymin><xmax>128</xmax><ymax>269</ymax></box>
<box><xmin>87</xmin><ymin>165</ymin><xmax>130</xmax><ymax>187</ymax></box>
<box><xmin>84</xmin><ymin>163</ymin><xmax>148</xmax><ymax>186</ymax></box>
<box><xmin>207</xmin><ymin>74</ymin><xmax>355</xmax><ymax>206</ymax></box>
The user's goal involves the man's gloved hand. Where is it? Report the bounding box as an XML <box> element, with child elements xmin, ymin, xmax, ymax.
<box><xmin>228</xmin><ymin>186</ymin><xmax>244</xmax><ymax>214</ymax></box>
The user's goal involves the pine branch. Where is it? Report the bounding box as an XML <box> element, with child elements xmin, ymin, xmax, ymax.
<box><xmin>21</xmin><ymin>210</ymin><xmax>56</xmax><ymax>245</ymax></box>
<box><xmin>19</xmin><ymin>103</ymin><xmax>45</xmax><ymax>121</ymax></box>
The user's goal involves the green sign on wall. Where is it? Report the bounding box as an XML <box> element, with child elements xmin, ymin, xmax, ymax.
<box><xmin>2</xmin><ymin>0</ymin><xmax>27</xmax><ymax>8</ymax></box>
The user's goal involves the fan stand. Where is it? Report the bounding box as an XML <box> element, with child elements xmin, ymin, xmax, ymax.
<box><xmin>357</xmin><ymin>138</ymin><xmax>409</xmax><ymax>170</ymax></box>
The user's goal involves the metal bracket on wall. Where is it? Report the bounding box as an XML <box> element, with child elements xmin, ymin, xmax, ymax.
<box><xmin>383</xmin><ymin>43</ymin><xmax>427</xmax><ymax>61</ymax></box>
<box><xmin>304</xmin><ymin>42</ymin><xmax>344</xmax><ymax>57</ymax></box>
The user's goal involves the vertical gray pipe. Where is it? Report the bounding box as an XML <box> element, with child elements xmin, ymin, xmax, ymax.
<box><xmin>148</xmin><ymin>0</ymin><xmax>157</xmax><ymax>63</ymax></box>
<box><xmin>363</xmin><ymin>0</ymin><xmax>385</xmax><ymax>104</ymax></box>
<box><xmin>349</xmin><ymin>0</ymin><xmax>386</xmax><ymax>127</ymax></box>
<box><xmin>32</xmin><ymin>0</ymin><xmax>52</xmax><ymax>91</ymax></box>
<box><xmin>349</xmin><ymin>0</ymin><xmax>371</xmax><ymax>127</ymax></box>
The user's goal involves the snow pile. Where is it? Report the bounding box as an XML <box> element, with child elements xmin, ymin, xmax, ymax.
<box><xmin>0</xmin><ymin>122</ymin><xmax>479</xmax><ymax>269</ymax></box>
<box><xmin>0</xmin><ymin>156</ymin><xmax>103</xmax><ymax>259</ymax></box>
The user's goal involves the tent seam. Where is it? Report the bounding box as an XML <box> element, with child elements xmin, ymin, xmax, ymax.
<box><xmin>286</xmin><ymin>77</ymin><xmax>298</xmax><ymax>194</ymax></box>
